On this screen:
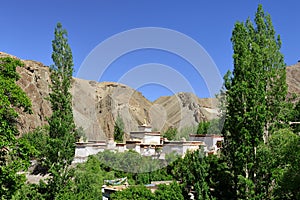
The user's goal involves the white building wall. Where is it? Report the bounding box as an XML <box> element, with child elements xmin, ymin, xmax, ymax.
<box><xmin>73</xmin><ymin>146</ymin><xmax>105</xmax><ymax>164</ymax></box>
<box><xmin>142</xmin><ymin>147</ymin><xmax>156</xmax><ymax>156</ymax></box>
<box><xmin>162</xmin><ymin>145</ymin><xmax>184</xmax><ymax>156</ymax></box>
<box><xmin>116</xmin><ymin>145</ymin><xmax>126</xmax><ymax>152</ymax></box>
<box><xmin>143</xmin><ymin>135</ymin><xmax>160</xmax><ymax>145</ymax></box>
<box><xmin>134</xmin><ymin>145</ymin><xmax>141</xmax><ymax>154</ymax></box>
<box><xmin>75</xmin><ymin>146</ymin><xmax>104</xmax><ymax>158</ymax></box>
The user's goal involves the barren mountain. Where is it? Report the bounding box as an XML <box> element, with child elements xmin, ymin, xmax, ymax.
<box><xmin>1</xmin><ymin>52</ymin><xmax>299</xmax><ymax>139</ymax></box>
<box><xmin>286</xmin><ymin>62</ymin><xmax>300</xmax><ymax>98</ymax></box>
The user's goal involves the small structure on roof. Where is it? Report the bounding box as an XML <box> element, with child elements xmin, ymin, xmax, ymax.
<box><xmin>129</xmin><ymin>124</ymin><xmax>161</xmax><ymax>145</ymax></box>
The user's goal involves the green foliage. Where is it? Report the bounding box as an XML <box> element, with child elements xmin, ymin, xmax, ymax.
<box><xmin>44</xmin><ymin>22</ymin><xmax>76</xmax><ymax>199</ymax></box>
<box><xmin>114</xmin><ymin>115</ymin><xmax>124</xmax><ymax>142</ymax></box>
<box><xmin>197</xmin><ymin>121</ymin><xmax>210</xmax><ymax>134</ymax></box>
<box><xmin>12</xmin><ymin>184</ymin><xmax>44</xmax><ymax>200</ymax></box>
<box><xmin>196</xmin><ymin>119</ymin><xmax>222</xmax><ymax>136</ymax></box>
<box><xmin>175</xmin><ymin>125</ymin><xmax>197</xmax><ymax>140</ymax></box>
<box><xmin>222</xmin><ymin>4</ymin><xmax>288</xmax><ymax>198</ymax></box>
<box><xmin>19</xmin><ymin>126</ymin><xmax>49</xmax><ymax>159</ymax></box>
<box><xmin>256</xmin><ymin>129</ymin><xmax>300</xmax><ymax>199</ymax></box>
<box><xmin>154</xmin><ymin>182</ymin><xmax>184</xmax><ymax>200</ymax></box>
<box><xmin>291</xmin><ymin>100</ymin><xmax>300</xmax><ymax>133</ymax></box>
<box><xmin>74</xmin><ymin>156</ymin><xmax>114</xmax><ymax>199</ymax></box>
<box><xmin>0</xmin><ymin>57</ymin><xmax>32</xmax><ymax>199</ymax></box>
<box><xmin>110</xmin><ymin>182</ymin><xmax>183</xmax><ymax>200</ymax></box>
<box><xmin>97</xmin><ymin>150</ymin><xmax>165</xmax><ymax>174</ymax></box>
<box><xmin>163</xmin><ymin>127</ymin><xmax>178</xmax><ymax>140</ymax></box>
<box><xmin>173</xmin><ymin>149</ymin><xmax>214</xmax><ymax>200</ymax></box>
<box><xmin>135</xmin><ymin>170</ymin><xmax>173</xmax><ymax>185</ymax></box>
<box><xmin>205</xmin><ymin>155</ymin><xmax>234</xmax><ymax>199</ymax></box>
<box><xmin>110</xmin><ymin>185</ymin><xmax>155</xmax><ymax>200</ymax></box>
<box><xmin>53</xmin><ymin>156</ymin><xmax>115</xmax><ymax>200</ymax></box>
<box><xmin>207</xmin><ymin>118</ymin><xmax>223</xmax><ymax>135</ymax></box>
<box><xmin>3</xmin><ymin>4</ymin><xmax>298</xmax><ymax>200</ymax></box>
<box><xmin>75</xmin><ymin>126</ymin><xmax>87</xmax><ymax>142</ymax></box>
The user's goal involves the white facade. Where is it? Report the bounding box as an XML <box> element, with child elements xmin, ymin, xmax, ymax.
<box><xmin>130</xmin><ymin>132</ymin><xmax>161</xmax><ymax>145</ymax></box>
<box><xmin>143</xmin><ymin>133</ymin><xmax>161</xmax><ymax>145</ymax></box>
<box><xmin>189</xmin><ymin>134</ymin><xmax>223</xmax><ymax>154</ymax></box>
<box><xmin>162</xmin><ymin>141</ymin><xmax>203</xmax><ymax>157</ymax></box>
<box><xmin>138</xmin><ymin>125</ymin><xmax>152</xmax><ymax>132</ymax></box>
<box><xmin>73</xmin><ymin>126</ymin><xmax>224</xmax><ymax>164</ymax></box>
<box><xmin>73</xmin><ymin>141</ymin><xmax>106</xmax><ymax>163</ymax></box>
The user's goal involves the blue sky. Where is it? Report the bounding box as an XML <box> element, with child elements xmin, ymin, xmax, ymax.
<box><xmin>1</xmin><ymin>1</ymin><xmax>299</xmax><ymax>101</ymax></box>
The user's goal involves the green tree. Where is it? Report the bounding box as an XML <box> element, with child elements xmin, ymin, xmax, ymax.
<box><xmin>19</xmin><ymin>126</ymin><xmax>50</xmax><ymax>175</ymax></box>
<box><xmin>0</xmin><ymin>57</ymin><xmax>32</xmax><ymax>199</ymax></box>
<box><xmin>256</xmin><ymin>129</ymin><xmax>300</xmax><ymax>199</ymax></box>
<box><xmin>20</xmin><ymin>126</ymin><xmax>49</xmax><ymax>159</ymax></box>
<box><xmin>56</xmin><ymin>156</ymin><xmax>115</xmax><ymax>200</ymax></box>
<box><xmin>97</xmin><ymin>150</ymin><xmax>165</xmax><ymax>175</ymax></box>
<box><xmin>110</xmin><ymin>185</ymin><xmax>155</xmax><ymax>200</ymax></box>
<box><xmin>291</xmin><ymin>100</ymin><xmax>300</xmax><ymax>133</ymax></box>
<box><xmin>154</xmin><ymin>182</ymin><xmax>184</xmax><ymax>200</ymax></box>
<box><xmin>173</xmin><ymin>149</ymin><xmax>214</xmax><ymax>200</ymax></box>
<box><xmin>196</xmin><ymin>119</ymin><xmax>222</xmax><ymax>135</ymax></box>
<box><xmin>114</xmin><ymin>115</ymin><xmax>125</xmax><ymax>142</ymax></box>
<box><xmin>45</xmin><ymin>22</ymin><xmax>76</xmax><ymax>199</ymax></box>
<box><xmin>205</xmin><ymin>155</ymin><xmax>234</xmax><ymax>200</ymax></box>
<box><xmin>75</xmin><ymin>126</ymin><xmax>87</xmax><ymax>142</ymax></box>
<box><xmin>197</xmin><ymin>121</ymin><xmax>210</xmax><ymax>134</ymax></box>
<box><xmin>12</xmin><ymin>184</ymin><xmax>44</xmax><ymax>200</ymax></box>
<box><xmin>175</xmin><ymin>125</ymin><xmax>197</xmax><ymax>141</ymax></box>
<box><xmin>222</xmin><ymin>5</ymin><xmax>288</xmax><ymax>199</ymax></box>
<box><xmin>163</xmin><ymin>127</ymin><xmax>178</xmax><ymax>140</ymax></box>
<box><xmin>207</xmin><ymin>118</ymin><xmax>223</xmax><ymax>135</ymax></box>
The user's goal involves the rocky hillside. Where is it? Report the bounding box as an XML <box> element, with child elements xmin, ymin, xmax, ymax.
<box><xmin>0</xmin><ymin>52</ymin><xmax>52</xmax><ymax>135</ymax></box>
<box><xmin>64</xmin><ymin>78</ymin><xmax>218</xmax><ymax>140</ymax></box>
<box><xmin>1</xmin><ymin>52</ymin><xmax>299</xmax><ymax>139</ymax></box>
<box><xmin>286</xmin><ymin>62</ymin><xmax>300</xmax><ymax>98</ymax></box>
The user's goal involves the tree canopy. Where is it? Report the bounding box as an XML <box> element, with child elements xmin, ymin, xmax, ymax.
<box><xmin>222</xmin><ymin>4</ymin><xmax>289</xmax><ymax>199</ymax></box>
<box><xmin>0</xmin><ymin>57</ymin><xmax>32</xmax><ymax>199</ymax></box>
<box><xmin>45</xmin><ymin>22</ymin><xmax>76</xmax><ymax>199</ymax></box>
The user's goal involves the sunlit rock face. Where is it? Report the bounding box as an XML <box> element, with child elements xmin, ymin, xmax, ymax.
<box><xmin>2</xmin><ymin>52</ymin><xmax>298</xmax><ymax>139</ymax></box>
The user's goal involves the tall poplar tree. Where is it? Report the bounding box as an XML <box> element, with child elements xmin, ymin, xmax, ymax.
<box><xmin>222</xmin><ymin>5</ymin><xmax>287</xmax><ymax>199</ymax></box>
<box><xmin>45</xmin><ymin>22</ymin><xmax>76</xmax><ymax>199</ymax></box>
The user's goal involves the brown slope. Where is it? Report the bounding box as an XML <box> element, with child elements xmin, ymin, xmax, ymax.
<box><xmin>154</xmin><ymin>92</ymin><xmax>219</xmax><ymax>131</ymax></box>
<box><xmin>286</xmin><ymin>62</ymin><xmax>300</xmax><ymax>97</ymax></box>
<box><xmin>1</xmin><ymin>52</ymin><xmax>299</xmax><ymax>139</ymax></box>
<box><xmin>0</xmin><ymin>52</ymin><xmax>52</xmax><ymax>135</ymax></box>
<box><xmin>72</xmin><ymin>79</ymin><xmax>155</xmax><ymax>139</ymax></box>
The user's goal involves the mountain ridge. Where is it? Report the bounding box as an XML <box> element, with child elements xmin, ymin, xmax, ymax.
<box><xmin>1</xmin><ymin>52</ymin><xmax>299</xmax><ymax>139</ymax></box>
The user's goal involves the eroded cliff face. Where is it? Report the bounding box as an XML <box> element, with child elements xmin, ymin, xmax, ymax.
<box><xmin>153</xmin><ymin>93</ymin><xmax>219</xmax><ymax>130</ymax></box>
<box><xmin>71</xmin><ymin>79</ymin><xmax>219</xmax><ymax>140</ymax></box>
<box><xmin>13</xmin><ymin>57</ymin><xmax>219</xmax><ymax>139</ymax></box>
<box><xmin>17</xmin><ymin>60</ymin><xmax>52</xmax><ymax>135</ymax></box>
<box><xmin>0</xmin><ymin>52</ymin><xmax>52</xmax><ymax>135</ymax></box>
<box><xmin>2</xmin><ymin>52</ymin><xmax>299</xmax><ymax>139</ymax></box>
<box><xmin>286</xmin><ymin>62</ymin><xmax>300</xmax><ymax>99</ymax></box>
<box><xmin>71</xmin><ymin>79</ymin><xmax>155</xmax><ymax>140</ymax></box>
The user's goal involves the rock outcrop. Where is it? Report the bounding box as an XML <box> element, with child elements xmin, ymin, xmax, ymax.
<box><xmin>286</xmin><ymin>62</ymin><xmax>300</xmax><ymax>99</ymax></box>
<box><xmin>0</xmin><ymin>52</ymin><xmax>52</xmax><ymax>135</ymax></box>
<box><xmin>1</xmin><ymin>52</ymin><xmax>299</xmax><ymax>139</ymax></box>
